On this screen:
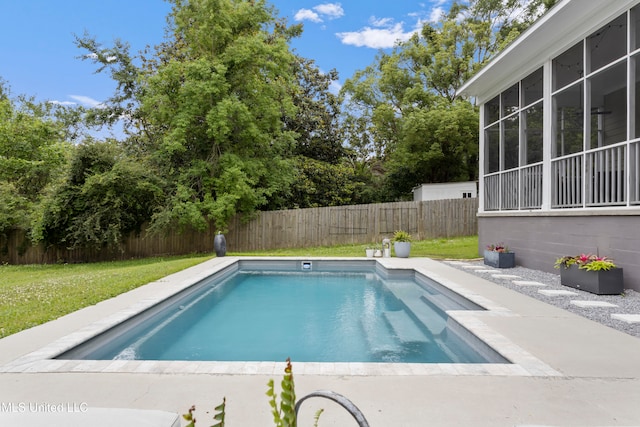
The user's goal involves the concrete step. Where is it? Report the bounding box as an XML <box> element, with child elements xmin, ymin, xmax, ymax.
<box><xmin>360</xmin><ymin>316</ymin><xmax>401</xmax><ymax>355</ymax></box>
<box><xmin>384</xmin><ymin>281</ymin><xmax>447</xmax><ymax>337</ymax></box>
<box><xmin>384</xmin><ymin>280</ymin><xmax>423</xmax><ymax>301</ymax></box>
<box><xmin>421</xmin><ymin>293</ymin><xmax>463</xmax><ymax>314</ymax></box>
<box><xmin>383</xmin><ymin>310</ymin><xmax>430</xmax><ymax>344</ymax></box>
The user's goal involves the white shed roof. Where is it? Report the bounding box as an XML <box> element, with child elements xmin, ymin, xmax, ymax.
<box><xmin>457</xmin><ymin>0</ymin><xmax>639</xmax><ymax>103</ymax></box>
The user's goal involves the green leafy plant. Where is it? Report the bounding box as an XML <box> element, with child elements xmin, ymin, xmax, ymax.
<box><xmin>312</xmin><ymin>409</ymin><xmax>325</xmax><ymax>427</ymax></box>
<box><xmin>392</xmin><ymin>230</ymin><xmax>412</xmax><ymax>242</ymax></box>
<box><xmin>182</xmin><ymin>359</ymin><xmax>370</xmax><ymax>426</ymax></box>
<box><xmin>183</xmin><ymin>359</ymin><xmax>309</xmax><ymax>427</ymax></box>
<box><xmin>554</xmin><ymin>253</ymin><xmax>617</xmax><ymax>271</ymax></box>
<box><xmin>486</xmin><ymin>242</ymin><xmax>510</xmax><ymax>253</ymax></box>
<box><xmin>183</xmin><ymin>398</ymin><xmax>226</xmax><ymax>427</ymax></box>
<box><xmin>267</xmin><ymin>358</ymin><xmax>297</xmax><ymax>427</ymax></box>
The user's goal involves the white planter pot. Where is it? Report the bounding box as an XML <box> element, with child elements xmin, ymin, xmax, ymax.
<box><xmin>394</xmin><ymin>242</ymin><xmax>411</xmax><ymax>258</ymax></box>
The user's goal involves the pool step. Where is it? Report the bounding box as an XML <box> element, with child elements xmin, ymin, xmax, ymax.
<box><xmin>421</xmin><ymin>293</ymin><xmax>462</xmax><ymax>315</ymax></box>
<box><xmin>401</xmin><ymin>297</ymin><xmax>447</xmax><ymax>337</ymax></box>
<box><xmin>384</xmin><ymin>282</ymin><xmax>447</xmax><ymax>337</ymax></box>
<box><xmin>384</xmin><ymin>281</ymin><xmax>422</xmax><ymax>301</ymax></box>
<box><xmin>360</xmin><ymin>316</ymin><xmax>402</xmax><ymax>355</ymax></box>
<box><xmin>383</xmin><ymin>310</ymin><xmax>430</xmax><ymax>344</ymax></box>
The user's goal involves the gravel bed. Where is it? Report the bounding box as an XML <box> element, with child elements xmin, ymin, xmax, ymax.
<box><xmin>446</xmin><ymin>259</ymin><xmax>640</xmax><ymax>338</ymax></box>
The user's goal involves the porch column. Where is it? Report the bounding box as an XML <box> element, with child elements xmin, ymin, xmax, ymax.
<box><xmin>541</xmin><ymin>60</ymin><xmax>553</xmax><ymax>210</ymax></box>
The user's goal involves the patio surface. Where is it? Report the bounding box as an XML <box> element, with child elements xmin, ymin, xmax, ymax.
<box><xmin>1</xmin><ymin>257</ymin><xmax>639</xmax><ymax>426</ymax></box>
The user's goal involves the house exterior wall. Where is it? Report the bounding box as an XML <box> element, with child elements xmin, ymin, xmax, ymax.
<box><xmin>478</xmin><ymin>214</ymin><xmax>640</xmax><ymax>291</ymax></box>
<box><xmin>412</xmin><ymin>182</ymin><xmax>477</xmax><ymax>201</ymax></box>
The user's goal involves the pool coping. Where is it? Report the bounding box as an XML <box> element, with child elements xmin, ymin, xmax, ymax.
<box><xmin>0</xmin><ymin>257</ymin><xmax>560</xmax><ymax>377</ymax></box>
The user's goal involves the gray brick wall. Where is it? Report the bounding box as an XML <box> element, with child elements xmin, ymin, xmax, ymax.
<box><xmin>478</xmin><ymin>215</ymin><xmax>640</xmax><ymax>292</ymax></box>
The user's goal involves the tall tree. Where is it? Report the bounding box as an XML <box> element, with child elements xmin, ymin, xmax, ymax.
<box><xmin>0</xmin><ymin>83</ymin><xmax>71</xmax><ymax>236</ymax></box>
<box><xmin>340</xmin><ymin>0</ymin><xmax>555</xmax><ymax>199</ymax></box>
<box><xmin>32</xmin><ymin>140</ymin><xmax>164</xmax><ymax>249</ymax></box>
<box><xmin>286</xmin><ymin>57</ymin><xmax>344</xmax><ymax>165</ymax></box>
<box><xmin>384</xmin><ymin>100</ymin><xmax>479</xmax><ymax>199</ymax></box>
<box><xmin>421</xmin><ymin>0</ymin><xmax>556</xmax><ymax>100</ymax></box>
<box><xmin>270</xmin><ymin>56</ymin><xmax>369</xmax><ymax>208</ymax></box>
<box><xmin>77</xmin><ymin>0</ymin><xmax>304</xmax><ymax>232</ymax></box>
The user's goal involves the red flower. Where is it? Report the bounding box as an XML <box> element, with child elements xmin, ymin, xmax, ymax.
<box><xmin>575</xmin><ymin>253</ymin><xmax>592</xmax><ymax>265</ymax></box>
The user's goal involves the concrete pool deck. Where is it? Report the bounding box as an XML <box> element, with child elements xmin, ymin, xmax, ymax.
<box><xmin>1</xmin><ymin>257</ymin><xmax>639</xmax><ymax>426</ymax></box>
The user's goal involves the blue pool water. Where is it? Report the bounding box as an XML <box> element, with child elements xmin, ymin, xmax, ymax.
<box><xmin>57</xmin><ymin>261</ymin><xmax>506</xmax><ymax>364</ymax></box>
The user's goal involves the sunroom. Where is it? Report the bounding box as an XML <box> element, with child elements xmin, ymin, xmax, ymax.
<box><xmin>458</xmin><ymin>0</ymin><xmax>640</xmax><ymax>291</ymax></box>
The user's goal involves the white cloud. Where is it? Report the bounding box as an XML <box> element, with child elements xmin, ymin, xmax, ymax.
<box><xmin>295</xmin><ymin>3</ymin><xmax>344</xmax><ymax>23</ymax></box>
<box><xmin>408</xmin><ymin>2</ymin><xmax>445</xmax><ymax>24</ymax></box>
<box><xmin>314</xmin><ymin>3</ymin><xmax>344</xmax><ymax>20</ymax></box>
<box><xmin>369</xmin><ymin>16</ymin><xmax>394</xmax><ymax>27</ymax></box>
<box><xmin>295</xmin><ymin>9</ymin><xmax>322</xmax><ymax>23</ymax></box>
<box><xmin>336</xmin><ymin>21</ymin><xmax>417</xmax><ymax>49</ymax></box>
<box><xmin>69</xmin><ymin>95</ymin><xmax>105</xmax><ymax>108</ymax></box>
<box><xmin>336</xmin><ymin>1</ymin><xmax>449</xmax><ymax>49</ymax></box>
<box><xmin>428</xmin><ymin>7</ymin><xmax>445</xmax><ymax>22</ymax></box>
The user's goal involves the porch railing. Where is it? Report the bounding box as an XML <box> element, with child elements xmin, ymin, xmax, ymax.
<box><xmin>585</xmin><ymin>144</ymin><xmax>626</xmax><ymax>206</ymax></box>
<box><xmin>552</xmin><ymin>154</ymin><xmax>583</xmax><ymax>208</ymax></box>
<box><xmin>501</xmin><ymin>170</ymin><xmax>519</xmax><ymax>210</ymax></box>
<box><xmin>520</xmin><ymin>163</ymin><xmax>543</xmax><ymax>209</ymax></box>
<box><xmin>484</xmin><ymin>164</ymin><xmax>543</xmax><ymax>211</ymax></box>
<box><xmin>484</xmin><ymin>174</ymin><xmax>500</xmax><ymax>211</ymax></box>
<box><xmin>485</xmin><ymin>141</ymin><xmax>638</xmax><ymax>210</ymax></box>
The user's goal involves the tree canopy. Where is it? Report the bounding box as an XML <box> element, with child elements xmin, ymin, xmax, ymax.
<box><xmin>32</xmin><ymin>140</ymin><xmax>164</xmax><ymax>249</ymax></box>
<box><xmin>340</xmin><ymin>0</ymin><xmax>555</xmax><ymax>199</ymax></box>
<box><xmin>135</xmin><ymin>0</ymin><xmax>303</xmax><ymax>232</ymax></box>
<box><xmin>0</xmin><ymin>83</ymin><xmax>71</xmax><ymax>237</ymax></box>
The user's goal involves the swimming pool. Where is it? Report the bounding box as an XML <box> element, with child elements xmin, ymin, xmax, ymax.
<box><xmin>56</xmin><ymin>259</ymin><xmax>507</xmax><ymax>364</ymax></box>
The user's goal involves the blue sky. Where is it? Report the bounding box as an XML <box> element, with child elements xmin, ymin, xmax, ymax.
<box><xmin>0</xmin><ymin>0</ymin><xmax>451</xmax><ymax>108</ymax></box>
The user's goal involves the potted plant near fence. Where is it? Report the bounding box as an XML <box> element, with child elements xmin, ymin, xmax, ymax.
<box><xmin>484</xmin><ymin>242</ymin><xmax>515</xmax><ymax>268</ymax></box>
<box><xmin>393</xmin><ymin>230</ymin><xmax>412</xmax><ymax>258</ymax></box>
<box><xmin>554</xmin><ymin>253</ymin><xmax>623</xmax><ymax>295</ymax></box>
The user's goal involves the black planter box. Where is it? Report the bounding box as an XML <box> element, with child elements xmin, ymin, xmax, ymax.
<box><xmin>483</xmin><ymin>250</ymin><xmax>515</xmax><ymax>268</ymax></box>
<box><xmin>560</xmin><ymin>264</ymin><xmax>624</xmax><ymax>295</ymax></box>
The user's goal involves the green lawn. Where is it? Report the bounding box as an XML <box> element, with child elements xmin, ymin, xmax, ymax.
<box><xmin>0</xmin><ymin>254</ymin><xmax>214</xmax><ymax>338</ymax></box>
<box><xmin>230</xmin><ymin>235</ymin><xmax>479</xmax><ymax>259</ymax></box>
<box><xmin>0</xmin><ymin>235</ymin><xmax>479</xmax><ymax>338</ymax></box>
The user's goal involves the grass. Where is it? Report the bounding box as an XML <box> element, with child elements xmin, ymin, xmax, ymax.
<box><xmin>0</xmin><ymin>254</ymin><xmax>214</xmax><ymax>338</ymax></box>
<box><xmin>230</xmin><ymin>235</ymin><xmax>480</xmax><ymax>259</ymax></box>
<box><xmin>0</xmin><ymin>235</ymin><xmax>479</xmax><ymax>338</ymax></box>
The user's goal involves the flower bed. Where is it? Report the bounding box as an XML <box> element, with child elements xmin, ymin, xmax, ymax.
<box><xmin>555</xmin><ymin>253</ymin><xmax>624</xmax><ymax>295</ymax></box>
<box><xmin>484</xmin><ymin>242</ymin><xmax>514</xmax><ymax>268</ymax></box>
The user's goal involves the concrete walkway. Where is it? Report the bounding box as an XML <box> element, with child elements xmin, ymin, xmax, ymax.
<box><xmin>1</xmin><ymin>257</ymin><xmax>640</xmax><ymax>426</ymax></box>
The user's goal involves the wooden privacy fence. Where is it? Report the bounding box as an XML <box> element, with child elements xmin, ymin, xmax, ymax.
<box><xmin>0</xmin><ymin>226</ymin><xmax>218</xmax><ymax>265</ymax></box>
<box><xmin>227</xmin><ymin>198</ymin><xmax>478</xmax><ymax>251</ymax></box>
<box><xmin>1</xmin><ymin>198</ymin><xmax>477</xmax><ymax>264</ymax></box>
